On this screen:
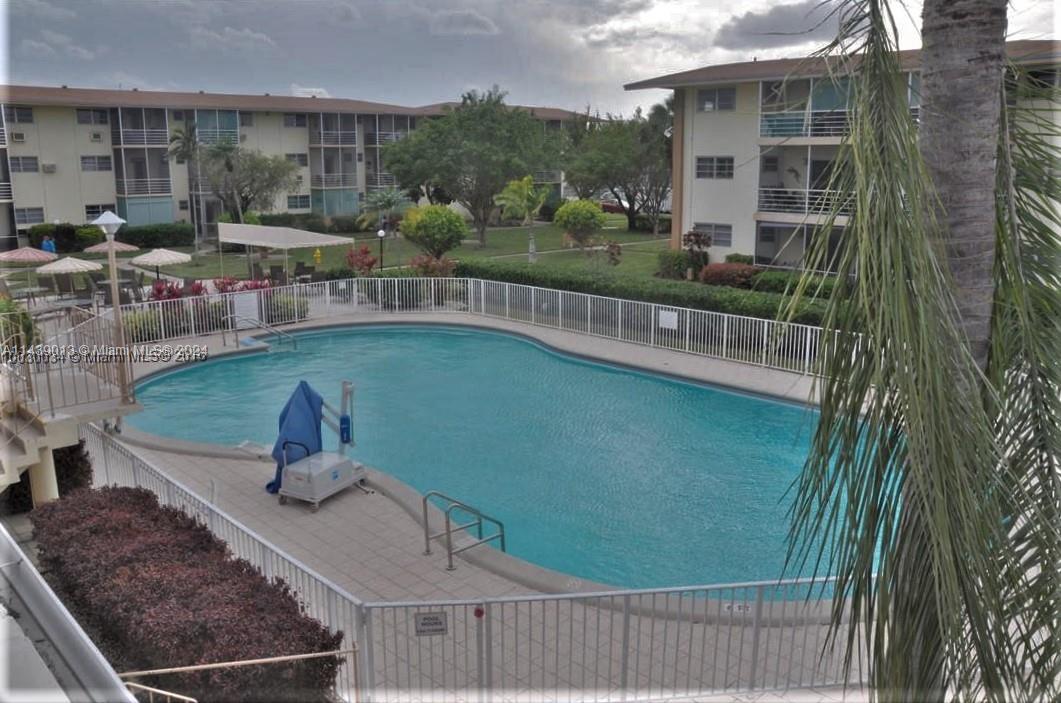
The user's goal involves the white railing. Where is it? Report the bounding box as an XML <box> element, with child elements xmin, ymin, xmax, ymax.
<box><xmin>117</xmin><ymin>177</ymin><xmax>172</xmax><ymax>196</ymax></box>
<box><xmin>758</xmin><ymin>187</ymin><xmax>854</xmax><ymax>217</ymax></box>
<box><xmin>197</xmin><ymin>128</ymin><xmax>239</xmax><ymax>145</ymax></box>
<box><xmin>366</xmin><ymin>173</ymin><xmax>398</xmax><ymax>188</ymax></box>
<box><xmin>312</xmin><ymin>172</ymin><xmax>357</xmax><ymax>188</ymax></box>
<box><xmin>0</xmin><ymin>127</ymin><xmax>6</xmax><ymax>146</ymax></box>
<box><xmin>116</xmin><ymin>277</ymin><xmax>825</xmax><ymax>375</ymax></box>
<box><xmin>313</xmin><ymin>130</ymin><xmax>357</xmax><ymax>146</ymax></box>
<box><xmin>118</xmin><ymin>128</ymin><xmax>169</xmax><ymax>145</ymax></box>
<box><xmin>365</xmin><ymin>131</ymin><xmax>406</xmax><ymax>145</ymax></box>
<box><xmin>0</xmin><ymin>182</ymin><xmax>12</xmax><ymax>200</ymax></box>
<box><xmin>759</xmin><ymin>110</ymin><xmax>849</xmax><ymax>138</ymax></box>
<box><xmin>83</xmin><ymin>424</ymin><xmax>860</xmax><ymax>702</ymax></box>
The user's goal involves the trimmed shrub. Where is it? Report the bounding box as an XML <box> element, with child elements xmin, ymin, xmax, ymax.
<box><xmin>538</xmin><ymin>188</ymin><xmax>563</xmax><ymax>222</ymax></box>
<box><xmin>724</xmin><ymin>253</ymin><xmax>755</xmax><ymax>265</ymax></box>
<box><xmin>0</xmin><ymin>297</ymin><xmax>36</xmax><ymax>344</ymax></box>
<box><xmin>633</xmin><ymin>213</ymin><xmax>672</xmax><ymax>234</ymax></box>
<box><xmin>454</xmin><ymin>259</ymin><xmax>826</xmax><ymax>325</ymax></box>
<box><xmin>328</xmin><ymin>214</ymin><xmax>360</xmax><ymax>233</ymax></box>
<box><xmin>554</xmin><ymin>199</ymin><xmax>607</xmax><ymax>248</ymax></box>
<box><xmin>75</xmin><ymin>226</ymin><xmax>105</xmax><ymax>249</ymax></box>
<box><xmin>117</xmin><ymin>223</ymin><xmax>195</xmax><ymax>248</ymax></box>
<box><xmin>698</xmin><ymin>263</ymin><xmax>759</xmax><ymax>288</ymax></box>
<box><xmin>656</xmin><ymin>250</ymin><xmax>691</xmax><ymax>280</ymax></box>
<box><xmin>751</xmin><ymin>270</ymin><xmax>836</xmax><ymax>299</ymax></box>
<box><xmin>28</xmin><ymin>223</ymin><xmax>80</xmax><ymax>252</ymax></box>
<box><xmin>122</xmin><ymin>309</ymin><xmax>163</xmax><ymax>343</ymax></box>
<box><xmin>409</xmin><ymin>254</ymin><xmax>456</xmax><ymax>277</ymax></box>
<box><xmin>31</xmin><ymin>487</ymin><xmax>342</xmax><ymax>702</ymax></box>
<box><xmin>401</xmin><ymin>205</ymin><xmax>468</xmax><ymax>258</ymax></box>
<box><xmin>5</xmin><ymin>440</ymin><xmax>94</xmax><ymax>514</ymax></box>
<box><xmin>259</xmin><ymin>212</ymin><xmax>296</xmax><ymax>227</ymax></box>
<box><xmin>264</xmin><ymin>292</ymin><xmax>310</xmax><ymax>324</ymax></box>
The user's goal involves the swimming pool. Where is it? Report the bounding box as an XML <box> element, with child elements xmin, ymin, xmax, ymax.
<box><xmin>131</xmin><ymin>325</ymin><xmax>818</xmax><ymax>588</ymax></box>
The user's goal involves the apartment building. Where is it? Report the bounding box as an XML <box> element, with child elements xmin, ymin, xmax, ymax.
<box><xmin>626</xmin><ymin>39</ymin><xmax>1059</xmax><ymax>268</ymax></box>
<box><xmin>0</xmin><ymin>85</ymin><xmax>575</xmax><ymax>248</ymax></box>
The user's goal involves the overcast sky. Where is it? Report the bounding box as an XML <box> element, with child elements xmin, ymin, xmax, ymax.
<box><xmin>2</xmin><ymin>0</ymin><xmax>1056</xmax><ymax>115</ymax></box>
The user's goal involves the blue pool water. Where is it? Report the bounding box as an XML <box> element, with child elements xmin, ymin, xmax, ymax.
<box><xmin>131</xmin><ymin>325</ymin><xmax>818</xmax><ymax>588</ymax></box>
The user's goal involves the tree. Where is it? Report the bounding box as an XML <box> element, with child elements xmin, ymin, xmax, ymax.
<box><xmin>785</xmin><ymin>1</ymin><xmax>1060</xmax><ymax>701</ymax></box>
<box><xmin>357</xmin><ymin>188</ymin><xmax>411</xmax><ymax>230</ymax></box>
<box><xmin>494</xmin><ymin>176</ymin><xmax>550</xmax><ymax>226</ymax></box>
<box><xmin>560</xmin><ymin>108</ymin><xmax>604</xmax><ymax>199</ymax></box>
<box><xmin>201</xmin><ymin>144</ymin><xmax>298</xmax><ymax>222</ymax></box>
<box><xmin>168</xmin><ymin>124</ymin><xmax>203</xmax><ymax>250</ymax></box>
<box><xmin>384</xmin><ymin>87</ymin><xmax>548</xmax><ymax>245</ymax></box>
<box><xmin>554</xmin><ymin>199</ymin><xmax>607</xmax><ymax>251</ymax></box>
<box><xmin>400</xmin><ymin>205</ymin><xmax>468</xmax><ymax>258</ymax></box>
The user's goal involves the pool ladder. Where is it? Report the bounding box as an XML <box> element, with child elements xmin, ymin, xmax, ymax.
<box><xmin>422</xmin><ymin>490</ymin><xmax>506</xmax><ymax>571</ymax></box>
<box><xmin>221</xmin><ymin>314</ymin><xmax>298</xmax><ymax>349</ymax></box>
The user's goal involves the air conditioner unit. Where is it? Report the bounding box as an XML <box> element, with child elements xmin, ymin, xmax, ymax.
<box><xmin>41</xmin><ymin>163</ymin><xmax>57</xmax><ymax>174</ymax></box>
<box><xmin>91</xmin><ymin>132</ymin><xmax>102</xmax><ymax>142</ymax></box>
<box><xmin>11</xmin><ymin>132</ymin><xmax>25</xmax><ymax>143</ymax></box>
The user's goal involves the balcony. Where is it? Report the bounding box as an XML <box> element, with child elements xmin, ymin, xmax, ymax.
<box><xmin>533</xmin><ymin>170</ymin><xmax>562</xmax><ymax>183</ymax></box>
<box><xmin>0</xmin><ymin>128</ymin><xmax>6</xmax><ymax>146</ymax></box>
<box><xmin>0</xmin><ymin>182</ymin><xmax>12</xmax><ymax>200</ymax></box>
<box><xmin>311</xmin><ymin>130</ymin><xmax>357</xmax><ymax>146</ymax></box>
<box><xmin>114</xmin><ymin>128</ymin><xmax>169</xmax><ymax>146</ymax></box>
<box><xmin>116</xmin><ymin>178</ymin><xmax>171</xmax><ymax>196</ymax></box>
<box><xmin>364</xmin><ymin>131</ymin><xmax>406</xmax><ymax>146</ymax></box>
<box><xmin>760</xmin><ymin>110</ymin><xmax>850</xmax><ymax>138</ymax></box>
<box><xmin>198</xmin><ymin>128</ymin><xmax>239</xmax><ymax>145</ymax></box>
<box><xmin>311</xmin><ymin>173</ymin><xmax>357</xmax><ymax>188</ymax></box>
<box><xmin>366</xmin><ymin>173</ymin><xmax>397</xmax><ymax>189</ymax></box>
<box><xmin>758</xmin><ymin>187</ymin><xmax>853</xmax><ymax>217</ymax></box>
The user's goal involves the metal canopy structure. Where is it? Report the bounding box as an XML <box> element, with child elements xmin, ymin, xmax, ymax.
<box><xmin>217</xmin><ymin>223</ymin><xmax>352</xmax><ymax>250</ymax></box>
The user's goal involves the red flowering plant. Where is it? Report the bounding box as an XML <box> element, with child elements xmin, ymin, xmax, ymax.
<box><xmin>345</xmin><ymin>245</ymin><xmax>378</xmax><ymax>276</ymax></box>
<box><xmin>213</xmin><ymin>277</ymin><xmax>242</xmax><ymax>294</ymax></box>
<box><xmin>149</xmin><ymin>280</ymin><xmax>183</xmax><ymax>301</ymax></box>
<box><xmin>408</xmin><ymin>254</ymin><xmax>456</xmax><ymax>277</ymax></box>
<box><xmin>239</xmin><ymin>278</ymin><xmax>272</xmax><ymax>291</ymax></box>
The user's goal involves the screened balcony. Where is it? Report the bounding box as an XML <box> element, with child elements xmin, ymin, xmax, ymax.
<box><xmin>112</xmin><ymin>107</ymin><xmax>168</xmax><ymax>145</ymax></box>
<box><xmin>311</xmin><ymin>113</ymin><xmax>357</xmax><ymax>146</ymax></box>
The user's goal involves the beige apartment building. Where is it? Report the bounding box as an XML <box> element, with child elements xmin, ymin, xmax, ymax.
<box><xmin>626</xmin><ymin>39</ymin><xmax>1059</xmax><ymax>268</ymax></box>
<box><xmin>0</xmin><ymin>85</ymin><xmax>575</xmax><ymax>248</ymax></box>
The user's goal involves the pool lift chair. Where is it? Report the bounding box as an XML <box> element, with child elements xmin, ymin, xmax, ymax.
<box><xmin>276</xmin><ymin>381</ymin><xmax>367</xmax><ymax>512</ymax></box>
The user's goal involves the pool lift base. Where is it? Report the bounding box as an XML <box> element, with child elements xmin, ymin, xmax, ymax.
<box><xmin>277</xmin><ymin>381</ymin><xmax>366</xmax><ymax>512</ymax></box>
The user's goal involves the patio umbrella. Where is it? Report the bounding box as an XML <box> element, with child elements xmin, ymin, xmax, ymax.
<box><xmin>35</xmin><ymin>256</ymin><xmax>103</xmax><ymax>274</ymax></box>
<box><xmin>130</xmin><ymin>248</ymin><xmax>192</xmax><ymax>279</ymax></box>
<box><xmin>83</xmin><ymin>240</ymin><xmax>140</xmax><ymax>254</ymax></box>
<box><xmin>0</xmin><ymin>246</ymin><xmax>58</xmax><ymax>287</ymax></box>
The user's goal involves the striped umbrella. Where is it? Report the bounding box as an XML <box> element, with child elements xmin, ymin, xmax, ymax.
<box><xmin>83</xmin><ymin>240</ymin><xmax>140</xmax><ymax>254</ymax></box>
<box><xmin>36</xmin><ymin>257</ymin><xmax>104</xmax><ymax>274</ymax></box>
<box><xmin>0</xmin><ymin>246</ymin><xmax>58</xmax><ymax>287</ymax></box>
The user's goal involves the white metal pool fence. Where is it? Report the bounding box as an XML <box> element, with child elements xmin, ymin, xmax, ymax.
<box><xmin>82</xmin><ymin>424</ymin><xmax>864</xmax><ymax>702</ymax></box>
<box><xmin>116</xmin><ymin>276</ymin><xmax>827</xmax><ymax>376</ymax></box>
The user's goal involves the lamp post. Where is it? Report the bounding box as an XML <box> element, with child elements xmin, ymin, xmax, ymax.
<box><xmin>377</xmin><ymin>228</ymin><xmax>386</xmax><ymax>273</ymax></box>
<box><xmin>91</xmin><ymin>210</ymin><xmax>131</xmax><ymax>403</ymax></box>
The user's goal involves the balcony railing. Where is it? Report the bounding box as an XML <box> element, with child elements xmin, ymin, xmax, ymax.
<box><xmin>116</xmin><ymin>178</ymin><xmax>172</xmax><ymax>196</ymax></box>
<box><xmin>758</xmin><ymin>187</ymin><xmax>853</xmax><ymax>217</ymax></box>
<box><xmin>366</xmin><ymin>173</ymin><xmax>397</xmax><ymax>189</ymax></box>
<box><xmin>0</xmin><ymin>182</ymin><xmax>12</xmax><ymax>200</ymax></box>
<box><xmin>760</xmin><ymin>110</ymin><xmax>850</xmax><ymax>138</ymax></box>
<box><xmin>198</xmin><ymin>128</ymin><xmax>239</xmax><ymax>145</ymax></box>
<box><xmin>115</xmin><ymin>128</ymin><xmax>169</xmax><ymax>146</ymax></box>
<box><xmin>533</xmin><ymin>170</ymin><xmax>562</xmax><ymax>183</ymax></box>
<box><xmin>0</xmin><ymin>128</ymin><xmax>6</xmax><ymax>146</ymax></box>
<box><xmin>311</xmin><ymin>173</ymin><xmax>357</xmax><ymax>188</ymax></box>
<box><xmin>311</xmin><ymin>130</ymin><xmax>357</xmax><ymax>146</ymax></box>
<box><xmin>364</xmin><ymin>131</ymin><xmax>407</xmax><ymax>146</ymax></box>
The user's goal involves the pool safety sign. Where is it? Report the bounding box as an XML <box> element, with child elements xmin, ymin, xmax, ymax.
<box><xmin>414</xmin><ymin>611</ymin><xmax>448</xmax><ymax>636</ymax></box>
<box><xmin>658</xmin><ymin>309</ymin><xmax>679</xmax><ymax>330</ymax></box>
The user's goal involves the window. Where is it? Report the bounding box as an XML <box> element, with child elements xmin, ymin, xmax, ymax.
<box><xmin>76</xmin><ymin>108</ymin><xmax>109</xmax><ymax>125</ymax></box>
<box><xmin>283</xmin><ymin>113</ymin><xmax>307</xmax><ymax>127</ymax></box>
<box><xmin>696</xmin><ymin>87</ymin><xmax>736</xmax><ymax>112</ymax></box>
<box><xmin>239</xmin><ymin>112</ymin><xmax>254</xmax><ymax>127</ymax></box>
<box><xmin>4</xmin><ymin>106</ymin><xmax>33</xmax><ymax>123</ymax></box>
<box><xmin>10</xmin><ymin>132</ymin><xmax>25</xmax><ymax>143</ymax></box>
<box><xmin>693</xmin><ymin>222</ymin><xmax>733</xmax><ymax>246</ymax></box>
<box><xmin>15</xmin><ymin>207</ymin><xmax>45</xmax><ymax>225</ymax></box>
<box><xmin>10</xmin><ymin>156</ymin><xmax>39</xmax><ymax>173</ymax></box>
<box><xmin>286</xmin><ymin>153</ymin><xmax>309</xmax><ymax>167</ymax></box>
<box><xmin>287</xmin><ymin>194</ymin><xmax>311</xmax><ymax>209</ymax></box>
<box><xmin>695</xmin><ymin>156</ymin><xmax>734</xmax><ymax>179</ymax></box>
<box><xmin>80</xmin><ymin>155</ymin><xmax>112</xmax><ymax>172</ymax></box>
<box><xmin>178</xmin><ymin>200</ymin><xmax>189</xmax><ymax>211</ymax></box>
<box><xmin>761</xmin><ymin>156</ymin><xmax>778</xmax><ymax>173</ymax></box>
<box><xmin>84</xmin><ymin>203</ymin><xmax>116</xmax><ymax>221</ymax></box>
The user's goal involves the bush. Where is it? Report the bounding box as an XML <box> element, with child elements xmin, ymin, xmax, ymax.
<box><xmin>31</xmin><ymin>487</ymin><xmax>342</xmax><ymax>702</ymax></box>
<box><xmin>454</xmin><ymin>259</ymin><xmax>826</xmax><ymax>325</ymax></box>
<box><xmin>5</xmin><ymin>440</ymin><xmax>94</xmax><ymax>514</ymax></box>
<box><xmin>751</xmin><ymin>270</ymin><xmax>837</xmax><ymax>299</ymax></box>
<box><xmin>345</xmin><ymin>245</ymin><xmax>378</xmax><ymax>276</ymax></box>
<box><xmin>259</xmin><ymin>212</ymin><xmax>296</xmax><ymax>227</ymax></box>
<box><xmin>117</xmin><ymin>223</ymin><xmax>195</xmax><ymax>248</ymax></box>
<box><xmin>264</xmin><ymin>292</ymin><xmax>309</xmax><ymax>324</ymax></box>
<box><xmin>75</xmin><ymin>226</ymin><xmax>104</xmax><ymax>249</ymax></box>
<box><xmin>0</xmin><ymin>297</ymin><xmax>36</xmax><ymax>344</ymax></box>
<box><xmin>633</xmin><ymin>213</ymin><xmax>672</xmax><ymax>234</ymax></box>
<box><xmin>409</xmin><ymin>254</ymin><xmax>456</xmax><ymax>277</ymax></box>
<box><xmin>724</xmin><ymin>253</ymin><xmax>755</xmax><ymax>265</ymax></box>
<box><xmin>555</xmin><ymin>200</ymin><xmax>607</xmax><ymax>249</ymax></box>
<box><xmin>657</xmin><ymin>250</ymin><xmax>692</xmax><ymax>280</ymax></box>
<box><xmin>328</xmin><ymin>214</ymin><xmax>360</xmax><ymax>233</ymax></box>
<box><xmin>538</xmin><ymin>188</ymin><xmax>563</xmax><ymax>222</ymax></box>
<box><xmin>698</xmin><ymin>263</ymin><xmax>760</xmax><ymax>288</ymax></box>
<box><xmin>401</xmin><ymin>205</ymin><xmax>468</xmax><ymax>258</ymax></box>
<box><xmin>122</xmin><ymin>309</ymin><xmax>162</xmax><ymax>343</ymax></box>
<box><xmin>28</xmin><ymin>223</ymin><xmax>80</xmax><ymax>252</ymax></box>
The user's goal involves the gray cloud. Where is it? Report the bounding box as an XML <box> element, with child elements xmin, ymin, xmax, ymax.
<box><xmin>13</xmin><ymin>0</ymin><xmax>76</xmax><ymax>21</ymax></box>
<box><xmin>429</xmin><ymin>9</ymin><xmax>500</xmax><ymax>36</ymax></box>
<box><xmin>715</xmin><ymin>0</ymin><xmax>839</xmax><ymax>50</ymax></box>
<box><xmin>584</xmin><ymin>26</ymin><xmax>700</xmax><ymax>52</ymax></box>
<box><xmin>18</xmin><ymin>38</ymin><xmax>57</xmax><ymax>58</ymax></box>
<box><xmin>190</xmin><ymin>25</ymin><xmax>278</xmax><ymax>54</ymax></box>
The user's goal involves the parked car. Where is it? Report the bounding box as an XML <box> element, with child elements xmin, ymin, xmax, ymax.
<box><xmin>598</xmin><ymin>199</ymin><xmax>625</xmax><ymax>214</ymax></box>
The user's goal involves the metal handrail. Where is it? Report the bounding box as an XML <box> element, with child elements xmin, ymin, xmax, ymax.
<box><xmin>421</xmin><ymin>490</ymin><xmax>506</xmax><ymax>570</ymax></box>
<box><xmin>220</xmin><ymin>314</ymin><xmax>298</xmax><ymax>349</ymax></box>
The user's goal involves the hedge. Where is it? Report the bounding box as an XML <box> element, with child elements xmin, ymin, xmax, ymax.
<box><xmin>656</xmin><ymin>250</ymin><xmax>692</xmax><ymax>280</ymax></box>
<box><xmin>28</xmin><ymin>223</ymin><xmax>81</xmax><ymax>252</ymax></box>
<box><xmin>117</xmin><ymin>222</ymin><xmax>195</xmax><ymax>248</ymax></box>
<box><xmin>31</xmin><ymin>487</ymin><xmax>342</xmax><ymax>702</ymax></box>
<box><xmin>454</xmin><ymin>259</ymin><xmax>826</xmax><ymax>325</ymax></box>
<box><xmin>5</xmin><ymin>440</ymin><xmax>93</xmax><ymax>513</ymax></box>
<box><xmin>751</xmin><ymin>270</ymin><xmax>836</xmax><ymax>299</ymax></box>
<box><xmin>633</xmin><ymin>213</ymin><xmax>672</xmax><ymax>233</ymax></box>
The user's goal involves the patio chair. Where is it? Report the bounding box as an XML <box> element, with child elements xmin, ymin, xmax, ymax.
<box><xmin>88</xmin><ymin>271</ymin><xmax>105</xmax><ymax>285</ymax></box>
<box><xmin>101</xmin><ymin>286</ymin><xmax>133</xmax><ymax>307</ymax></box>
<box><xmin>310</xmin><ymin>271</ymin><xmax>327</xmax><ymax>283</ymax></box>
<box><xmin>130</xmin><ymin>283</ymin><xmax>145</xmax><ymax>303</ymax></box>
<box><xmin>55</xmin><ymin>273</ymin><xmax>76</xmax><ymax>297</ymax></box>
<box><xmin>252</xmin><ymin>262</ymin><xmax>265</xmax><ymax>281</ymax></box>
<box><xmin>38</xmin><ymin>277</ymin><xmax>57</xmax><ymax>297</ymax></box>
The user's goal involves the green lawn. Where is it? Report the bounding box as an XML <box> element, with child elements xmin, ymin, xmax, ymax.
<box><xmin>528</xmin><ymin>239</ymin><xmax>670</xmax><ymax>280</ymax></box>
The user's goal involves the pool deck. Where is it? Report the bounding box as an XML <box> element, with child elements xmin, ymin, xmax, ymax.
<box><xmin>109</xmin><ymin>312</ymin><xmax>864</xmax><ymax>702</ymax></box>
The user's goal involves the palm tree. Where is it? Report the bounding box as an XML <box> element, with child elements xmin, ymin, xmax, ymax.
<box><xmin>206</xmin><ymin>139</ymin><xmax>244</xmax><ymax>225</ymax></box>
<box><xmin>495</xmin><ymin>175</ymin><xmax>549</xmax><ymax>261</ymax></box>
<box><xmin>168</xmin><ymin>124</ymin><xmax>202</xmax><ymax>252</ymax></box>
<box><xmin>357</xmin><ymin>188</ymin><xmax>410</xmax><ymax>231</ymax></box>
<box><xmin>783</xmin><ymin>1</ymin><xmax>1060</xmax><ymax>701</ymax></box>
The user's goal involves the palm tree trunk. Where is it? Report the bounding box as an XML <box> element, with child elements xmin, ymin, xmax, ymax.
<box><xmin>920</xmin><ymin>0</ymin><xmax>1008</xmax><ymax>370</ymax></box>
